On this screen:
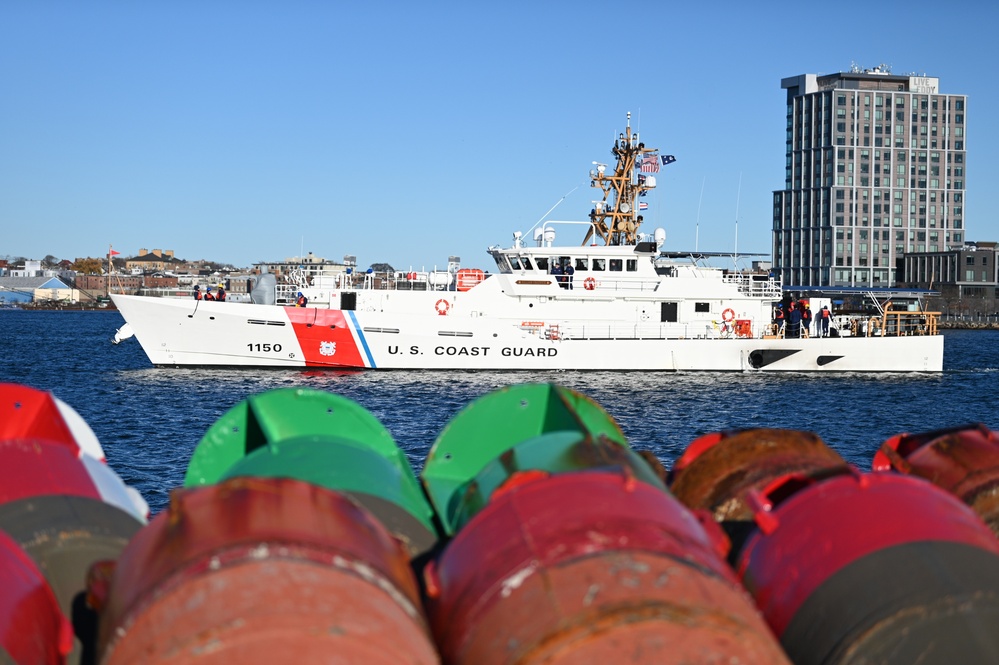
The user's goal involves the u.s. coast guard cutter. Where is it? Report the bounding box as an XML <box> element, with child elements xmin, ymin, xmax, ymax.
<box><xmin>112</xmin><ymin>115</ymin><xmax>943</xmax><ymax>371</ymax></box>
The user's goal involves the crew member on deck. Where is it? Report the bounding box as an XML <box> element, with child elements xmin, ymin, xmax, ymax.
<box><xmin>203</xmin><ymin>286</ymin><xmax>216</xmax><ymax>301</ymax></box>
<box><xmin>216</xmin><ymin>284</ymin><xmax>226</xmax><ymax>302</ymax></box>
<box><xmin>193</xmin><ymin>285</ymin><xmax>202</xmax><ymax>300</ymax></box>
<box><xmin>296</xmin><ymin>291</ymin><xmax>308</xmax><ymax>307</ymax></box>
<box><xmin>788</xmin><ymin>301</ymin><xmax>802</xmax><ymax>338</ymax></box>
<box><xmin>819</xmin><ymin>305</ymin><xmax>831</xmax><ymax>337</ymax></box>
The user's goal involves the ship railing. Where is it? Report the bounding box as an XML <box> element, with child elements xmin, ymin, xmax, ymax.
<box><xmin>567</xmin><ymin>277</ymin><xmax>663</xmax><ymax>293</ymax></box>
<box><xmin>721</xmin><ymin>274</ymin><xmax>783</xmax><ymax>298</ymax></box>
<box><xmin>367</xmin><ymin>271</ymin><xmax>457</xmax><ymax>291</ymax></box>
<box><xmin>867</xmin><ymin>310</ymin><xmax>941</xmax><ymax>337</ymax></box>
<box><xmin>275</xmin><ymin>284</ymin><xmax>300</xmax><ymax>305</ymax></box>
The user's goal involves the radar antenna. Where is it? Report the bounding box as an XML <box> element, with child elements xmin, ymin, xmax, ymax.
<box><xmin>582</xmin><ymin>112</ymin><xmax>661</xmax><ymax>246</ymax></box>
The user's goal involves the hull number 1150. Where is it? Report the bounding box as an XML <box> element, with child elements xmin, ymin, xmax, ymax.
<box><xmin>248</xmin><ymin>343</ymin><xmax>283</xmax><ymax>353</ymax></box>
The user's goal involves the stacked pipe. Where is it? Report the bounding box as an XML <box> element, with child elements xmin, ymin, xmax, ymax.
<box><xmin>670</xmin><ymin>427</ymin><xmax>999</xmax><ymax>665</ymax></box>
<box><xmin>420</xmin><ymin>383</ymin><xmax>790</xmax><ymax>664</ymax></box>
<box><xmin>6</xmin><ymin>379</ymin><xmax>999</xmax><ymax>665</ymax></box>
<box><xmin>667</xmin><ymin>428</ymin><xmax>850</xmax><ymax>561</ymax></box>
<box><xmin>0</xmin><ymin>383</ymin><xmax>147</xmax><ymax>665</ymax></box>
<box><xmin>873</xmin><ymin>423</ymin><xmax>999</xmax><ymax>534</ymax></box>
<box><xmin>98</xmin><ymin>387</ymin><xmax>440</xmax><ymax>664</ymax></box>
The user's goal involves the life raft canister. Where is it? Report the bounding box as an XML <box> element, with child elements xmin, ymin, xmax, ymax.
<box><xmin>455</xmin><ymin>268</ymin><xmax>485</xmax><ymax>292</ymax></box>
<box><xmin>435</xmin><ymin>299</ymin><xmax>450</xmax><ymax>316</ymax></box>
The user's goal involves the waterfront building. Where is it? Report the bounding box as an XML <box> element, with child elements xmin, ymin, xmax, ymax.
<box><xmin>773</xmin><ymin>65</ymin><xmax>967</xmax><ymax>288</ymax></box>
<box><xmin>901</xmin><ymin>241</ymin><xmax>998</xmax><ymax>315</ymax></box>
<box><xmin>125</xmin><ymin>249</ymin><xmax>184</xmax><ymax>273</ymax></box>
<box><xmin>255</xmin><ymin>252</ymin><xmax>348</xmax><ymax>282</ymax></box>
<box><xmin>0</xmin><ymin>276</ymin><xmax>76</xmax><ymax>304</ymax></box>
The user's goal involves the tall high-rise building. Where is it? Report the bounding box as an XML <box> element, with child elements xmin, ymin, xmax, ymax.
<box><xmin>773</xmin><ymin>66</ymin><xmax>967</xmax><ymax>287</ymax></box>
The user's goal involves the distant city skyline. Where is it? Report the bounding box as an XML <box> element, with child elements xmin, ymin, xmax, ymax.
<box><xmin>3</xmin><ymin>2</ymin><xmax>997</xmax><ymax>272</ymax></box>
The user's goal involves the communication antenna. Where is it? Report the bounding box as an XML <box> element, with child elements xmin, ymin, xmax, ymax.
<box><xmin>734</xmin><ymin>172</ymin><xmax>742</xmax><ymax>266</ymax></box>
<box><xmin>695</xmin><ymin>177</ymin><xmax>705</xmax><ymax>252</ymax></box>
<box><xmin>527</xmin><ymin>185</ymin><xmax>580</xmax><ymax>238</ymax></box>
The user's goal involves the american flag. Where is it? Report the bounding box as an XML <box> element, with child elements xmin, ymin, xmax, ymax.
<box><xmin>640</xmin><ymin>153</ymin><xmax>660</xmax><ymax>173</ymax></box>
<box><xmin>638</xmin><ymin>201</ymin><xmax>649</xmax><ymax>211</ymax></box>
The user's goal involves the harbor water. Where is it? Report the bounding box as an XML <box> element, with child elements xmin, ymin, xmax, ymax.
<box><xmin>2</xmin><ymin>309</ymin><xmax>997</xmax><ymax>516</ymax></box>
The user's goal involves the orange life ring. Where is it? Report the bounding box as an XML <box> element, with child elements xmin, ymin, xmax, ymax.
<box><xmin>583</xmin><ymin>277</ymin><xmax>596</xmax><ymax>291</ymax></box>
<box><xmin>722</xmin><ymin>308</ymin><xmax>735</xmax><ymax>322</ymax></box>
<box><xmin>435</xmin><ymin>299</ymin><xmax>450</xmax><ymax>315</ymax></box>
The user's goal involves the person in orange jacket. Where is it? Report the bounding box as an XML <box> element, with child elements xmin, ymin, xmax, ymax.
<box><xmin>818</xmin><ymin>305</ymin><xmax>831</xmax><ymax>337</ymax></box>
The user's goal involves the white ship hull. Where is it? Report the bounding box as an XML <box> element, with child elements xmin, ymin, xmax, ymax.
<box><xmin>111</xmin><ymin>293</ymin><xmax>943</xmax><ymax>372</ymax></box>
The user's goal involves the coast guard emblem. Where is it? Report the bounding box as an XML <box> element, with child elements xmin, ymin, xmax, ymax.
<box><xmin>319</xmin><ymin>341</ymin><xmax>337</xmax><ymax>357</ymax></box>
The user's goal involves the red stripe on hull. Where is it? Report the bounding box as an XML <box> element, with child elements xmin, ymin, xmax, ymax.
<box><xmin>285</xmin><ymin>308</ymin><xmax>366</xmax><ymax>368</ymax></box>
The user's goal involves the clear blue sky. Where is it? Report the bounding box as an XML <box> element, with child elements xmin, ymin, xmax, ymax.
<box><xmin>3</xmin><ymin>1</ymin><xmax>997</xmax><ymax>271</ymax></box>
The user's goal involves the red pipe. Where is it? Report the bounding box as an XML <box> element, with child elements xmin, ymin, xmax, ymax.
<box><xmin>426</xmin><ymin>470</ymin><xmax>789</xmax><ymax>664</ymax></box>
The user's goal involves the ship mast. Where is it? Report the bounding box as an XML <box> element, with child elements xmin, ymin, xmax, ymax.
<box><xmin>583</xmin><ymin>112</ymin><xmax>659</xmax><ymax>246</ymax></box>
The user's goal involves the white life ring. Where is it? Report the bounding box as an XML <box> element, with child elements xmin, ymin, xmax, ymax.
<box><xmin>583</xmin><ymin>277</ymin><xmax>597</xmax><ymax>291</ymax></box>
<box><xmin>435</xmin><ymin>299</ymin><xmax>450</xmax><ymax>315</ymax></box>
<box><xmin>722</xmin><ymin>308</ymin><xmax>735</xmax><ymax>322</ymax></box>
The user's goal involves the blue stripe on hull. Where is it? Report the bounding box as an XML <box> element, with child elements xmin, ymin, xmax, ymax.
<box><xmin>347</xmin><ymin>310</ymin><xmax>376</xmax><ymax>368</ymax></box>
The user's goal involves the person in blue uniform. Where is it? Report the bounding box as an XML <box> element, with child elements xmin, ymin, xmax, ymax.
<box><xmin>296</xmin><ymin>291</ymin><xmax>308</xmax><ymax>307</ymax></box>
<box><xmin>203</xmin><ymin>286</ymin><xmax>216</xmax><ymax>301</ymax></box>
<box><xmin>788</xmin><ymin>301</ymin><xmax>802</xmax><ymax>338</ymax></box>
<box><xmin>193</xmin><ymin>285</ymin><xmax>202</xmax><ymax>300</ymax></box>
